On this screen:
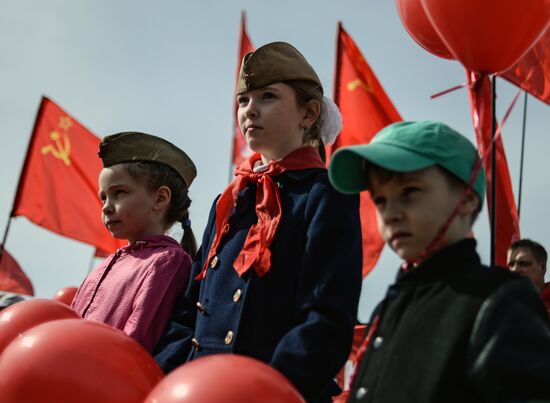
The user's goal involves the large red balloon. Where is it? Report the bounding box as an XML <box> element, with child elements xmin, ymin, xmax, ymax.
<box><xmin>421</xmin><ymin>0</ymin><xmax>550</xmax><ymax>73</ymax></box>
<box><xmin>52</xmin><ymin>286</ymin><xmax>78</xmax><ymax>306</ymax></box>
<box><xmin>0</xmin><ymin>298</ymin><xmax>80</xmax><ymax>353</ymax></box>
<box><xmin>144</xmin><ymin>354</ymin><xmax>305</xmax><ymax>403</ymax></box>
<box><xmin>0</xmin><ymin>319</ymin><xmax>163</xmax><ymax>403</ymax></box>
<box><xmin>395</xmin><ymin>0</ymin><xmax>454</xmax><ymax>59</ymax></box>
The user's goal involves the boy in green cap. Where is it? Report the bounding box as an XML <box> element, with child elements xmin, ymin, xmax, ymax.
<box><xmin>329</xmin><ymin>121</ymin><xmax>550</xmax><ymax>402</ymax></box>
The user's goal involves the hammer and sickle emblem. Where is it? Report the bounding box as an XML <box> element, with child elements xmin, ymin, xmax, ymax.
<box><xmin>41</xmin><ymin>116</ymin><xmax>72</xmax><ymax>166</ymax></box>
<box><xmin>346</xmin><ymin>79</ymin><xmax>373</xmax><ymax>93</ymax></box>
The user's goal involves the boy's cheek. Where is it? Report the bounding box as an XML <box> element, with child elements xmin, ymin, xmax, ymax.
<box><xmin>374</xmin><ymin>212</ymin><xmax>388</xmax><ymax>241</ymax></box>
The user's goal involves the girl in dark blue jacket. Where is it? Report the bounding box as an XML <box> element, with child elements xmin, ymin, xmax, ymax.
<box><xmin>155</xmin><ymin>41</ymin><xmax>363</xmax><ymax>402</ymax></box>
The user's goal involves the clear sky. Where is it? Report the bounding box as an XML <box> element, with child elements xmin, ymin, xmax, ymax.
<box><xmin>1</xmin><ymin>0</ymin><xmax>548</xmax><ymax>322</ymax></box>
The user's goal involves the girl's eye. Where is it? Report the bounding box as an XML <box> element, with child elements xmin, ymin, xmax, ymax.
<box><xmin>115</xmin><ymin>189</ymin><xmax>126</xmax><ymax>196</ymax></box>
<box><xmin>237</xmin><ymin>96</ymin><xmax>248</xmax><ymax>106</ymax></box>
<box><xmin>262</xmin><ymin>91</ymin><xmax>276</xmax><ymax>99</ymax></box>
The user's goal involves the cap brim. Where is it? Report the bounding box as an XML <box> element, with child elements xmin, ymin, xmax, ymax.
<box><xmin>328</xmin><ymin>142</ymin><xmax>436</xmax><ymax>194</ymax></box>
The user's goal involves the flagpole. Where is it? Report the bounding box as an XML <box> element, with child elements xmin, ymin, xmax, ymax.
<box><xmin>1</xmin><ymin>97</ymin><xmax>48</xmax><ymax>264</ymax></box>
<box><xmin>326</xmin><ymin>21</ymin><xmax>344</xmax><ymax>163</ymax></box>
<box><xmin>333</xmin><ymin>22</ymin><xmax>344</xmax><ymax>107</ymax></box>
<box><xmin>11</xmin><ymin>97</ymin><xmax>48</xmax><ymax>215</ymax></box>
<box><xmin>517</xmin><ymin>91</ymin><xmax>528</xmax><ymax>219</ymax></box>
<box><xmin>0</xmin><ymin>216</ymin><xmax>12</xmax><ymax>262</ymax></box>
<box><xmin>490</xmin><ymin>75</ymin><xmax>497</xmax><ymax>267</ymax></box>
<box><xmin>229</xmin><ymin>11</ymin><xmax>247</xmax><ymax>184</ymax></box>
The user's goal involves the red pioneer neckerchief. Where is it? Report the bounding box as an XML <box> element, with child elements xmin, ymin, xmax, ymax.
<box><xmin>196</xmin><ymin>146</ymin><xmax>326</xmax><ymax>280</ymax></box>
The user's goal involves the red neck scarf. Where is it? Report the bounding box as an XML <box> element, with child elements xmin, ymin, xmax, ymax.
<box><xmin>196</xmin><ymin>147</ymin><xmax>326</xmax><ymax>280</ymax></box>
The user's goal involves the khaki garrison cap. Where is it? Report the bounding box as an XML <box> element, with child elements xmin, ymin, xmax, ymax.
<box><xmin>98</xmin><ymin>132</ymin><xmax>197</xmax><ymax>187</ymax></box>
<box><xmin>236</xmin><ymin>41</ymin><xmax>322</xmax><ymax>95</ymax></box>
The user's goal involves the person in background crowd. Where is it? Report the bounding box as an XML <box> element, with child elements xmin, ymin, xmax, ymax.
<box><xmin>507</xmin><ymin>238</ymin><xmax>550</xmax><ymax>317</ymax></box>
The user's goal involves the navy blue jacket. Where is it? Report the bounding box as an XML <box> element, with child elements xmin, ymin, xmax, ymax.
<box><xmin>155</xmin><ymin>168</ymin><xmax>363</xmax><ymax>402</ymax></box>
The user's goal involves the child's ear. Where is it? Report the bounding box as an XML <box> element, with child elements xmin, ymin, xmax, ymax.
<box><xmin>458</xmin><ymin>191</ymin><xmax>480</xmax><ymax>217</ymax></box>
<box><xmin>301</xmin><ymin>99</ymin><xmax>321</xmax><ymax>129</ymax></box>
<box><xmin>155</xmin><ymin>186</ymin><xmax>172</xmax><ymax>211</ymax></box>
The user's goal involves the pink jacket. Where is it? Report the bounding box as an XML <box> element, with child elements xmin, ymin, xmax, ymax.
<box><xmin>72</xmin><ymin>235</ymin><xmax>191</xmax><ymax>351</ymax></box>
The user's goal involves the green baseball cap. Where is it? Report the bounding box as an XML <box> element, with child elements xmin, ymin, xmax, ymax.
<box><xmin>328</xmin><ymin>121</ymin><xmax>486</xmax><ymax>204</ymax></box>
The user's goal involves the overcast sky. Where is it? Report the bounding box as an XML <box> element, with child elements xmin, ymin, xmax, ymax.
<box><xmin>1</xmin><ymin>0</ymin><xmax>548</xmax><ymax>321</ymax></box>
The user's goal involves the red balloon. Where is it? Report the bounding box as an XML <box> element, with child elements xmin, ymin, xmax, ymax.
<box><xmin>144</xmin><ymin>355</ymin><xmax>305</xmax><ymax>403</ymax></box>
<box><xmin>0</xmin><ymin>319</ymin><xmax>164</xmax><ymax>403</ymax></box>
<box><xmin>421</xmin><ymin>0</ymin><xmax>550</xmax><ymax>73</ymax></box>
<box><xmin>395</xmin><ymin>0</ymin><xmax>454</xmax><ymax>59</ymax></box>
<box><xmin>52</xmin><ymin>286</ymin><xmax>78</xmax><ymax>306</ymax></box>
<box><xmin>0</xmin><ymin>298</ymin><xmax>80</xmax><ymax>353</ymax></box>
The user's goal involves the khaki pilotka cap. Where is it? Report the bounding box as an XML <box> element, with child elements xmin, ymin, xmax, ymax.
<box><xmin>236</xmin><ymin>41</ymin><xmax>323</xmax><ymax>95</ymax></box>
<box><xmin>98</xmin><ymin>132</ymin><xmax>197</xmax><ymax>188</ymax></box>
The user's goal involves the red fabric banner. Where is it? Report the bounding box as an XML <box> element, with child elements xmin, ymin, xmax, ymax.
<box><xmin>327</xmin><ymin>23</ymin><xmax>403</xmax><ymax>277</ymax></box>
<box><xmin>12</xmin><ymin>97</ymin><xmax>125</xmax><ymax>257</ymax></box>
<box><xmin>0</xmin><ymin>247</ymin><xmax>33</xmax><ymax>296</ymax></box>
<box><xmin>502</xmin><ymin>28</ymin><xmax>550</xmax><ymax>106</ymax></box>
<box><xmin>467</xmin><ymin>73</ymin><xmax>520</xmax><ymax>267</ymax></box>
<box><xmin>231</xmin><ymin>12</ymin><xmax>255</xmax><ymax>166</ymax></box>
<box><xmin>333</xmin><ymin>324</ymin><xmax>367</xmax><ymax>402</ymax></box>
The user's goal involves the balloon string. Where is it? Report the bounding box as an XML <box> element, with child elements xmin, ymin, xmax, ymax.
<box><xmin>490</xmin><ymin>89</ymin><xmax>522</xmax><ymax>146</ymax></box>
<box><xmin>413</xmin><ymin>78</ymin><xmax>521</xmax><ymax>267</ymax></box>
<box><xmin>517</xmin><ymin>92</ymin><xmax>528</xmax><ymax>219</ymax></box>
<box><xmin>430</xmin><ymin>83</ymin><xmax>468</xmax><ymax>99</ymax></box>
<box><xmin>348</xmin><ymin>314</ymin><xmax>380</xmax><ymax>388</ymax></box>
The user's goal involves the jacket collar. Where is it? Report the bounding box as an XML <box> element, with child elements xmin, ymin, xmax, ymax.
<box><xmin>118</xmin><ymin>234</ymin><xmax>178</xmax><ymax>254</ymax></box>
<box><xmin>396</xmin><ymin>238</ymin><xmax>480</xmax><ymax>284</ymax></box>
<box><xmin>280</xmin><ymin>167</ymin><xmax>325</xmax><ymax>181</ymax></box>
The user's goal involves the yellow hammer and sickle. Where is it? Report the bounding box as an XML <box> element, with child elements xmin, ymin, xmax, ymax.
<box><xmin>346</xmin><ymin>79</ymin><xmax>373</xmax><ymax>93</ymax></box>
<box><xmin>41</xmin><ymin>116</ymin><xmax>72</xmax><ymax>166</ymax></box>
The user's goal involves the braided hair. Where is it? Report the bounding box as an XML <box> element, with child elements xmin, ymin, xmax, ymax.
<box><xmin>126</xmin><ymin>161</ymin><xmax>197</xmax><ymax>258</ymax></box>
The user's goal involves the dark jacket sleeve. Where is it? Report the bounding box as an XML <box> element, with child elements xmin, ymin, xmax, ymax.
<box><xmin>466</xmin><ymin>278</ymin><xmax>550</xmax><ymax>402</ymax></box>
<box><xmin>269</xmin><ymin>181</ymin><xmax>363</xmax><ymax>402</ymax></box>
<box><xmin>153</xmin><ymin>198</ymin><xmax>218</xmax><ymax>373</ymax></box>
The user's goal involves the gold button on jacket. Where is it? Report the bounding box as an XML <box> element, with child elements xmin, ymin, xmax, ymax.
<box><xmin>233</xmin><ymin>289</ymin><xmax>242</xmax><ymax>302</ymax></box>
<box><xmin>224</xmin><ymin>331</ymin><xmax>234</xmax><ymax>345</ymax></box>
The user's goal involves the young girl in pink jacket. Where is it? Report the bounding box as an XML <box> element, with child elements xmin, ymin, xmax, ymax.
<box><xmin>72</xmin><ymin>131</ymin><xmax>197</xmax><ymax>352</ymax></box>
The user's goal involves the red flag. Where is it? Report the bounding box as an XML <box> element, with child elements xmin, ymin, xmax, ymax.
<box><xmin>467</xmin><ymin>73</ymin><xmax>520</xmax><ymax>267</ymax></box>
<box><xmin>502</xmin><ymin>28</ymin><xmax>550</xmax><ymax>106</ymax></box>
<box><xmin>12</xmin><ymin>97</ymin><xmax>125</xmax><ymax>256</ymax></box>
<box><xmin>0</xmin><ymin>246</ymin><xmax>33</xmax><ymax>296</ymax></box>
<box><xmin>328</xmin><ymin>23</ymin><xmax>403</xmax><ymax>277</ymax></box>
<box><xmin>333</xmin><ymin>325</ymin><xmax>367</xmax><ymax>402</ymax></box>
<box><xmin>231</xmin><ymin>12</ymin><xmax>255</xmax><ymax>166</ymax></box>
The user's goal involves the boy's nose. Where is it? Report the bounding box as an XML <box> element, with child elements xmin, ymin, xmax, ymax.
<box><xmin>381</xmin><ymin>200</ymin><xmax>402</xmax><ymax>223</ymax></box>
